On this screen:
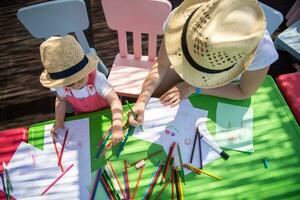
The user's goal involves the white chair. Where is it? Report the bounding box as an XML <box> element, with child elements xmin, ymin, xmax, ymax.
<box><xmin>17</xmin><ymin>0</ymin><xmax>109</xmax><ymax>76</ymax></box>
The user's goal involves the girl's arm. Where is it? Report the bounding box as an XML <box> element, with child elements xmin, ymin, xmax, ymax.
<box><xmin>106</xmin><ymin>89</ymin><xmax>123</xmax><ymax>145</ymax></box>
<box><xmin>51</xmin><ymin>95</ymin><xmax>67</xmax><ymax>136</ymax></box>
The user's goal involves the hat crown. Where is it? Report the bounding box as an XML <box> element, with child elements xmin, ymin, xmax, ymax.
<box><xmin>186</xmin><ymin>0</ymin><xmax>265</xmax><ymax>71</ymax></box>
<box><xmin>40</xmin><ymin>35</ymin><xmax>84</xmax><ymax>73</ymax></box>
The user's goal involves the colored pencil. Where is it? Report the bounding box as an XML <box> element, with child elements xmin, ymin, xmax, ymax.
<box><xmin>99</xmin><ymin>141</ymin><xmax>113</xmax><ymax>158</ymax></box>
<box><xmin>97</xmin><ymin>127</ymin><xmax>112</xmax><ymax>148</ymax></box>
<box><xmin>90</xmin><ymin>168</ymin><xmax>103</xmax><ymax>200</ymax></box>
<box><xmin>41</xmin><ymin>163</ymin><xmax>74</xmax><ymax>195</ymax></box>
<box><xmin>123</xmin><ymin>160</ymin><xmax>131</xmax><ymax>200</ymax></box>
<box><xmin>52</xmin><ymin>136</ymin><xmax>64</xmax><ymax>172</ymax></box>
<box><xmin>1</xmin><ymin>173</ymin><xmax>7</xmax><ymax>200</ymax></box>
<box><xmin>96</xmin><ymin>129</ymin><xmax>112</xmax><ymax>159</ymax></box>
<box><xmin>100</xmin><ymin>175</ymin><xmax>115</xmax><ymax>200</ymax></box>
<box><xmin>171</xmin><ymin>166</ymin><xmax>175</xmax><ymax>200</ymax></box>
<box><xmin>132</xmin><ymin>164</ymin><xmax>145</xmax><ymax>200</ymax></box>
<box><xmin>116</xmin><ymin>126</ymin><xmax>135</xmax><ymax>158</ymax></box>
<box><xmin>128</xmin><ymin>149</ymin><xmax>163</xmax><ymax>168</ymax></box>
<box><xmin>176</xmin><ymin>144</ymin><xmax>185</xmax><ymax>185</ymax></box>
<box><xmin>176</xmin><ymin>167</ymin><xmax>184</xmax><ymax>200</ymax></box>
<box><xmin>161</xmin><ymin>142</ymin><xmax>176</xmax><ymax>184</ymax></box>
<box><xmin>102</xmin><ymin>170</ymin><xmax>119</xmax><ymax>200</ymax></box>
<box><xmin>142</xmin><ymin>161</ymin><xmax>164</xmax><ymax>200</ymax></box>
<box><xmin>125</xmin><ymin>100</ymin><xmax>144</xmax><ymax>131</ymax></box>
<box><xmin>108</xmin><ymin>161</ymin><xmax>126</xmax><ymax>199</ymax></box>
<box><xmin>190</xmin><ymin>130</ymin><xmax>198</xmax><ymax>163</ymax></box>
<box><xmin>58</xmin><ymin>129</ymin><xmax>68</xmax><ymax>166</ymax></box>
<box><xmin>154</xmin><ymin>176</ymin><xmax>171</xmax><ymax>200</ymax></box>
<box><xmin>197</xmin><ymin>131</ymin><xmax>203</xmax><ymax>169</ymax></box>
<box><xmin>173</xmin><ymin>167</ymin><xmax>180</xmax><ymax>200</ymax></box>
<box><xmin>183</xmin><ymin>164</ymin><xmax>222</xmax><ymax>180</ymax></box>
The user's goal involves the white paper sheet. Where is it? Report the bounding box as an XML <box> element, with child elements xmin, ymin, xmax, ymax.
<box><xmin>6</xmin><ymin>142</ymin><xmax>80</xmax><ymax>200</ymax></box>
<box><xmin>215</xmin><ymin>103</ymin><xmax>254</xmax><ymax>152</ymax></box>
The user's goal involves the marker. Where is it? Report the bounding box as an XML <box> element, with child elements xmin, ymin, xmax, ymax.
<box><xmin>197</xmin><ymin>131</ymin><xmax>203</xmax><ymax>169</ymax></box>
<box><xmin>196</xmin><ymin>120</ymin><xmax>229</xmax><ymax>160</ymax></box>
<box><xmin>190</xmin><ymin>130</ymin><xmax>198</xmax><ymax>163</ymax></box>
<box><xmin>183</xmin><ymin>164</ymin><xmax>222</xmax><ymax>181</ymax></box>
<box><xmin>125</xmin><ymin>100</ymin><xmax>144</xmax><ymax>131</ymax></box>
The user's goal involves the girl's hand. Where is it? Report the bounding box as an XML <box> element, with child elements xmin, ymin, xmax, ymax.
<box><xmin>112</xmin><ymin>126</ymin><xmax>123</xmax><ymax>145</ymax></box>
<box><xmin>51</xmin><ymin>121</ymin><xmax>64</xmax><ymax>138</ymax></box>
<box><xmin>128</xmin><ymin>101</ymin><xmax>146</xmax><ymax>127</ymax></box>
<box><xmin>159</xmin><ymin>82</ymin><xmax>194</xmax><ymax>107</ymax></box>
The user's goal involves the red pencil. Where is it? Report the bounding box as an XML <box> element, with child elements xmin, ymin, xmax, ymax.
<box><xmin>41</xmin><ymin>163</ymin><xmax>74</xmax><ymax>195</ymax></box>
<box><xmin>100</xmin><ymin>175</ymin><xmax>115</xmax><ymax>200</ymax></box>
<box><xmin>161</xmin><ymin>142</ymin><xmax>176</xmax><ymax>184</ymax></box>
<box><xmin>97</xmin><ymin>127</ymin><xmax>112</xmax><ymax>148</ymax></box>
<box><xmin>99</xmin><ymin>141</ymin><xmax>113</xmax><ymax>158</ymax></box>
<box><xmin>132</xmin><ymin>164</ymin><xmax>145</xmax><ymax>200</ymax></box>
<box><xmin>58</xmin><ymin>129</ymin><xmax>68</xmax><ymax>166</ymax></box>
<box><xmin>52</xmin><ymin>136</ymin><xmax>64</xmax><ymax>172</ymax></box>
<box><xmin>108</xmin><ymin>161</ymin><xmax>126</xmax><ymax>200</ymax></box>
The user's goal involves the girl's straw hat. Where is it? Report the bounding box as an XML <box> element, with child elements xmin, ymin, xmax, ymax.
<box><xmin>39</xmin><ymin>35</ymin><xmax>98</xmax><ymax>88</ymax></box>
<box><xmin>165</xmin><ymin>0</ymin><xmax>266</xmax><ymax>88</ymax></box>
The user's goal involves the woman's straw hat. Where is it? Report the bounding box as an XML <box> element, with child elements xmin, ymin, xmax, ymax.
<box><xmin>39</xmin><ymin>35</ymin><xmax>98</xmax><ymax>88</ymax></box>
<box><xmin>165</xmin><ymin>0</ymin><xmax>266</xmax><ymax>88</ymax></box>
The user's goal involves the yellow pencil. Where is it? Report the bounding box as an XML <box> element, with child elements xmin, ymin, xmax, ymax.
<box><xmin>183</xmin><ymin>164</ymin><xmax>222</xmax><ymax>181</ymax></box>
<box><xmin>176</xmin><ymin>167</ymin><xmax>184</xmax><ymax>200</ymax></box>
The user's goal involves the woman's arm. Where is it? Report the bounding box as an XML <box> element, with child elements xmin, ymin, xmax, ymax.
<box><xmin>201</xmin><ymin>67</ymin><xmax>270</xmax><ymax>100</ymax></box>
<box><xmin>129</xmin><ymin>38</ymin><xmax>171</xmax><ymax>125</ymax></box>
<box><xmin>106</xmin><ymin>89</ymin><xmax>123</xmax><ymax>145</ymax></box>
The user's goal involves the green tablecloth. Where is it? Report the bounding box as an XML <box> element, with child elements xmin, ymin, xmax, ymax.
<box><xmin>28</xmin><ymin>76</ymin><xmax>300</xmax><ymax>199</ymax></box>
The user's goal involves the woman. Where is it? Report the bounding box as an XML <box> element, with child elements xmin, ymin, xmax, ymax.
<box><xmin>129</xmin><ymin>0</ymin><xmax>278</xmax><ymax>126</ymax></box>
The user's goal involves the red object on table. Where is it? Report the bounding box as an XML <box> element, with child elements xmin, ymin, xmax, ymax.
<box><xmin>276</xmin><ymin>72</ymin><xmax>300</xmax><ymax>125</ymax></box>
<box><xmin>0</xmin><ymin>128</ymin><xmax>28</xmax><ymax>173</ymax></box>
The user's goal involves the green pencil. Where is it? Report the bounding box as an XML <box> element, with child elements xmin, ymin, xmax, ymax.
<box><xmin>125</xmin><ymin>100</ymin><xmax>144</xmax><ymax>131</ymax></box>
<box><xmin>177</xmin><ymin>143</ymin><xmax>186</xmax><ymax>184</ymax></box>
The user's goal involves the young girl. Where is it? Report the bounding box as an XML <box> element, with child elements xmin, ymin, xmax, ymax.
<box><xmin>39</xmin><ymin>35</ymin><xmax>123</xmax><ymax>145</ymax></box>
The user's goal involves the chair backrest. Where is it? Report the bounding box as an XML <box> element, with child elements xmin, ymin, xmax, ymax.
<box><xmin>259</xmin><ymin>2</ymin><xmax>283</xmax><ymax>35</ymax></box>
<box><xmin>101</xmin><ymin>0</ymin><xmax>171</xmax><ymax>60</ymax></box>
<box><xmin>17</xmin><ymin>0</ymin><xmax>91</xmax><ymax>54</ymax></box>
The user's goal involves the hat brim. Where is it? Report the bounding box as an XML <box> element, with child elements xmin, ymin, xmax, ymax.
<box><xmin>40</xmin><ymin>54</ymin><xmax>98</xmax><ymax>88</ymax></box>
<box><xmin>165</xmin><ymin>0</ymin><xmax>262</xmax><ymax>88</ymax></box>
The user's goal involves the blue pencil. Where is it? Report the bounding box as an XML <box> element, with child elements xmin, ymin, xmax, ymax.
<box><xmin>142</xmin><ymin>161</ymin><xmax>164</xmax><ymax>200</ymax></box>
<box><xmin>95</xmin><ymin>129</ymin><xmax>112</xmax><ymax>159</ymax></box>
<box><xmin>1</xmin><ymin>173</ymin><xmax>7</xmax><ymax>200</ymax></box>
<box><xmin>198</xmin><ymin>131</ymin><xmax>203</xmax><ymax>169</ymax></box>
<box><xmin>90</xmin><ymin>168</ymin><xmax>103</xmax><ymax>200</ymax></box>
<box><xmin>116</xmin><ymin>126</ymin><xmax>135</xmax><ymax>158</ymax></box>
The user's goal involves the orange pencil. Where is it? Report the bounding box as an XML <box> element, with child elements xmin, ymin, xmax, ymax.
<box><xmin>132</xmin><ymin>164</ymin><xmax>145</xmax><ymax>200</ymax></box>
<box><xmin>52</xmin><ymin>136</ymin><xmax>64</xmax><ymax>172</ymax></box>
<box><xmin>99</xmin><ymin>141</ymin><xmax>113</xmax><ymax>158</ymax></box>
<box><xmin>108</xmin><ymin>161</ymin><xmax>126</xmax><ymax>199</ymax></box>
<box><xmin>155</xmin><ymin>177</ymin><xmax>171</xmax><ymax>200</ymax></box>
<box><xmin>97</xmin><ymin>127</ymin><xmax>112</xmax><ymax>148</ymax></box>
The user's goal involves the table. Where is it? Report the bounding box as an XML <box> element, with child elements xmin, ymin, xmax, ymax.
<box><xmin>28</xmin><ymin>75</ymin><xmax>300</xmax><ymax>199</ymax></box>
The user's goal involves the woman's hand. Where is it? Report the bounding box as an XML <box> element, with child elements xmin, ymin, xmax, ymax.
<box><xmin>128</xmin><ymin>101</ymin><xmax>146</xmax><ymax>127</ymax></box>
<box><xmin>159</xmin><ymin>82</ymin><xmax>194</xmax><ymax>107</ymax></box>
